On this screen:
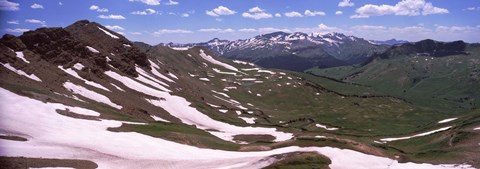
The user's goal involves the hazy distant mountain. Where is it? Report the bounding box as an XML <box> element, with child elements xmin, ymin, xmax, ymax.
<box><xmin>160</xmin><ymin>32</ymin><xmax>389</xmax><ymax>71</ymax></box>
<box><xmin>369</xmin><ymin>39</ymin><xmax>409</xmax><ymax>45</ymax></box>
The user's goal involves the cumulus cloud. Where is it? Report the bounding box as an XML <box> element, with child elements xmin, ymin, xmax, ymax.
<box><xmin>7</xmin><ymin>20</ymin><xmax>19</xmax><ymax>24</ymax></box>
<box><xmin>31</xmin><ymin>3</ymin><xmax>44</xmax><ymax>9</ymax></box>
<box><xmin>165</xmin><ymin>0</ymin><xmax>179</xmax><ymax>5</ymax></box>
<box><xmin>128</xmin><ymin>0</ymin><xmax>160</xmax><ymax>6</ymax></box>
<box><xmin>25</xmin><ymin>19</ymin><xmax>46</xmax><ymax>26</ymax></box>
<box><xmin>351</xmin><ymin>0</ymin><xmax>448</xmax><ymax>18</ymax></box>
<box><xmin>105</xmin><ymin>25</ymin><xmax>125</xmax><ymax>30</ymax></box>
<box><xmin>181</xmin><ymin>13</ymin><xmax>189</xmax><ymax>17</ymax></box>
<box><xmin>5</xmin><ymin>28</ymin><xmax>29</xmax><ymax>33</ymax></box>
<box><xmin>131</xmin><ymin>8</ymin><xmax>156</xmax><ymax>15</ymax></box>
<box><xmin>206</xmin><ymin>6</ymin><xmax>236</xmax><ymax>17</ymax></box>
<box><xmin>198</xmin><ymin>28</ymin><xmax>234</xmax><ymax>33</ymax></box>
<box><xmin>339</xmin><ymin>0</ymin><xmax>354</xmax><ymax>7</ymax></box>
<box><xmin>98</xmin><ymin>15</ymin><xmax>126</xmax><ymax>19</ymax></box>
<box><xmin>89</xmin><ymin>5</ymin><xmax>108</xmax><ymax>12</ymax></box>
<box><xmin>275</xmin><ymin>13</ymin><xmax>281</xmax><ymax>17</ymax></box>
<box><xmin>335</xmin><ymin>11</ymin><xmax>343</xmax><ymax>15</ymax></box>
<box><xmin>0</xmin><ymin>0</ymin><xmax>20</xmax><ymax>11</ymax></box>
<box><xmin>284</xmin><ymin>11</ymin><xmax>303</xmax><ymax>17</ymax></box>
<box><xmin>59</xmin><ymin>2</ymin><xmax>63</xmax><ymax>5</ymax></box>
<box><xmin>305</xmin><ymin>10</ymin><xmax>326</xmax><ymax>16</ymax></box>
<box><xmin>242</xmin><ymin>7</ymin><xmax>272</xmax><ymax>20</ymax></box>
<box><xmin>463</xmin><ymin>7</ymin><xmax>479</xmax><ymax>11</ymax></box>
<box><xmin>153</xmin><ymin>29</ymin><xmax>193</xmax><ymax>35</ymax></box>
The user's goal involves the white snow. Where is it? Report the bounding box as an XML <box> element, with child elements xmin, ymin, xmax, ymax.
<box><xmin>207</xmin><ymin>103</ymin><xmax>221</xmax><ymax>108</ymax></box>
<box><xmin>225</xmin><ymin>86</ymin><xmax>237</xmax><ymax>90</ymax></box>
<box><xmin>235</xmin><ymin>110</ymin><xmax>242</xmax><ymax>115</ymax></box>
<box><xmin>258</xmin><ymin>70</ymin><xmax>276</xmax><ymax>75</ymax></box>
<box><xmin>233</xmin><ymin>60</ymin><xmax>255</xmax><ymax>66</ymax></box>
<box><xmin>380</xmin><ymin>126</ymin><xmax>452</xmax><ymax>142</ymax></box>
<box><xmin>149</xmin><ymin>63</ymin><xmax>175</xmax><ymax>83</ymax></box>
<box><xmin>168</xmin><ymin>72</ymin><xmax>178</xmax><ymax>79</ymax></box>
<box><xmin>254</xmin><ymin>81</ymin><xmax>264</xmax><ymax>83</ymax></box>
<box><xmin>247</xmin><ymin>103</ymin><xmax>254</xmax><ymax>107</ymax></box>
<box><xmin>438</xmin><ymin>118</ymin><xmax>457</xmax><ymax>124</ymax></box>
<box><xmin>237</xmin><ymin>105</ymin><xmax>248</xmax><ymax>110</ymax></box>
<box><xmin>136</xmin><ymin>67</ymin><xmax>170</xmax><ymax>87</ymax></box>
<box><xmin>212</xmin><ymin>90</ymin><xmax>230</xmax><ymax>98</ymax></box>
<box><xmin>474</xmin><ymin>127</ymin><xmax>480</xmax><ymax>130</ymax></box>
<box><xmin>241</xmin><ymin>78</ymin><xmax>256</xmax><ymax>81</ymax></box>
<box><xmin>256</xmin><ymin>93</ymin><xmax>262</xmax><ymax>97</ymax></box>
<box><xmin>63</xmin><ymin>106</ymin><xmax>101</xmax><ymax>117</ymax></box>
<box><xmin>199</xmin><ymin>78</ymin><xmax>210</xmax><ymax>81</ymax></box>
<box><xmin>0</xmin><ymin>88</ymin><xmax>473</xmax><ymax>169</ymax></box>
<box><xmin>63</xmin><ymin>81</ymin><xmax>122</xmax><ymax>109</ymax></box>
<box><xmin>123</xmin><ymin>44</ymin><xmax>131</xmax><ymax>47</ymax></box>
<box><xmin>30</xmin><ymin>167</ymin><xmax>75</xmax><ymax>169</ymax></box>
<box><xmin>1</xmin><ymin>63</ymin><xmax>41</xmax><ymax>82</ymax></box>
<box><xmin>199</xmin><ymin>49</ymin><xmax>239</xmax><ymax>72</ymax></box>
<box><xmin>315</xmin><ymin>124</ymin><xmax>339</xmax><ymax>131</ymax></box>
<box><xmin>170</xmin><ymin>47</ymin><xmax>190</xmax><ymax>51</ymax></box>
<box><xmin>151</xmin><ymin>115</ymin><xmax>170</xmax><ymax>122</ymax></box>
<box><xmin>86</xmin><ymin>46</ymin><xmax>100</xmax><ymax>53</ymax></box>
<box><xmin>213</xmin><ymin>68</ymin><xmax>237</xmax><ymax>76</ymax></box>
<box><xmin>242</xmin><ymin>68</ymin><xmax>261</xmax><ymax>71</ymax></box>
<box><xmin>15</xmin><ymin>51</ymin><xmax>29</xmax><ymax>63</ymax></box>
<box><xmin>58</xmin><ymin>66</ymin><xmax>110</xmax><ymax>91</ymax></box>
<box><xmin>278</xmin><ymin>72</ymin><xmax>286</xmax><ymax>75</ymax></box>
<box><xmin>239</xmin><ymin>117</ymin><xmax>256</xmax><ymax>124</ymax></box>
<box><xmin>135</xmin><ymin>73</ymin><xmax>171</xmax><ymax>92</ymax></box>
<box><xmin>98</xmin><ymin>26</ymin><xmax>119</xmax><ymax>39</ymax></box>
<box><xmin>73</xmin><ymin>63</ymin><xmax>84</xmax><ymax>70</ymax></box>
<box><xmin>110</xmin><ymin>83</ymin><xmax>124</xmax><ymax>92</ymax></box>
<box><xmin>219</xmin><ymin>109</ymin><xmax>228</xmax><ymax>113</ymax></box>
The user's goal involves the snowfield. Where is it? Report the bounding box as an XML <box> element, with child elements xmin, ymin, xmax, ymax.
<box><xmin>0</xmin><ymin>87</ymin><xmax>473</xmax><ymax>169</ymax></box>
<box><xmin>98</xmin><ymin>26</ymin><xmax>119</xmax><ymax>39</ymax></box>
<box><xmin>63</xmin><ymin>81</ymin><xmax>122</xmax><ymax>109</ymax></box>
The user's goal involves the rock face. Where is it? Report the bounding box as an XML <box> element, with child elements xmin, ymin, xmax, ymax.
<box><xmin>0</xmin><ymin>20</ymin><xmax>149</xmax><ymax>77</ymax></box>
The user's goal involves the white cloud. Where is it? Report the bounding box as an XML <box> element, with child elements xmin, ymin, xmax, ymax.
<box><xmin>0</xmin><ymin>0</ymin><xmax>20</xmax><ymax>11</ymax></box>
<box><xmin>98</xmin><ymin>15</ymin><xmax>126</xmax><ymax>20</ymax></box>
<box><xmin>249</xmin><ymin>6</ymin><xmax>264</xmax><ymax>13</ymax></box>
<box><xmin>59</xmin><ymin>2</ymin><xmax>63</xmax><ymax>5</ymax></box>
<box><xmin>335</xmin><ymin>11</ymin><xmax>343</xmax><ymax>15</ymax></box>
<box><xmin>153</xmin><ymin>29</ymin><xmax>193</xmax><ymax>35</ymax></box>
<box><xmin>131</xmin><ymin>8</ymin><xmax>156</xmax><ymax>15</ymax></box>
<box><xmin>351</xmin><ymin>0</ymin><xmax>448</xmax><ymax>18</ymax></box>
<box><xmin>31</xmin><ymin>3</ymin><xmax>44</xmax><ymax>9</ymax></box>
<box><xmin>463</xmin><ymin>7</ymin><xmax>479</xmax><ymax>11</ymax></box>
<box><xmin>305</xmin><ymin>10</ymin><xmax>326</xmax><ymax>16</ymax></box>
<box><xmin>181</xmin><ymin>13</ymin><xmax>189</xmax><ymax>17</ymax></box>
<box><xmin>198</xmin><ymin>28</ymin><xmax>234</xmax><ymax>33</ymax></box>
<box><xmin>130</xmin><ymin>32</ymin><xmax>143</xmax><ymax>35</ymax></box>
<box><xmin>128</xmin><ymin>0</ymin><xmax>160</xmax><ymax>6</ymax></box>
<box><xmin>242</xmin><ymin>12</ymin><xmax>272</xmax><ymax>20</ymax></box>
<box><xmin>275</xmin><ymin>13</ymin><xmax>281</xmax><ymax>17</ymax></box>
<box><xmin>116</xmin><ymin>32</ymin><xmax>125</xmax><ymax>35</ymax></box>
<box><xmin>284</xmin><ymin>11</ymin><xmax>303</xmax><ymax>17</ymax></box>
<box><xmin>258</xmin><ymin>27</ymin><xmax>291</xmax><ymax>33</ymax></box>
<box><xmin>351</xmin><ymin>25</ymin><xmax>387</xmax><ymax>31</ymax></box>
<box><xmin>89</xmin><ymin>5</ymin><xmax>108</xmax><ymax>12</ymax></box>
<box><xmin>238</xmin><ymin>28</ymin><xmax>257</xmax><ymax>32</ymax></box>
<box><xmin>215</xmin><ymin>18</ymin><xmax>223</xmax><ymax>22</ymax></box>
<box><xmin>338</xmin><ymin>0</ymin><xmax>354</xmax><ymax>7</ymax></box>
<box><xmin>206</xmin><ymin>6</ymin><xmax>236</xmax><ymax>17</ymax></box>
<box><xmin>105</xmin><ymin>25</ymin><xmax>125</xmax><ymax>30</ymax></box>
<box><xmin>165</xmin><ymin>0</ymin><xmax>179</xmax><ymax>5</ymax></box>
<box><xmin>5</xmin><ymin>28</ymin><xmax>29</xmax><ymax>33</ymax></box>
<box><xmin>7</xmin><ymin>20</ymin><xmax>19</xmax><ymax>24</ymax></box>
<box><xmin>242</xmin><ymin>6</ymin><xmax>272</xmax><ymax>20</ymax></box>
<box><xmin>25</xmin><ymin>19</ymin><xmax>46</xmax><ymax>26</ymax></box>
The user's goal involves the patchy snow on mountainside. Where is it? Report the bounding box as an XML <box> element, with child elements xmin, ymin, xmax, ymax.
<box><xmin>199</xmin><ymin>49</ymin><xmax>239</xmax><ymax>72</ymax></box>
<box><xmin>98</xmin><ymin>26</ymin><xmax>119</xmax><ymax>39</ymax></box>
<box><xmin>15</xmin><ymin>51</ymin><xmax>29</xmax><ymax>63</ymax></box>
<box><xmin>380</xmin><ymin>126</ymin><xmax>452</xmax><ymax>142</ymax></box>
<box><xmin>63</xmin><ymin>81</ymin><xmax>122</xmax><ymax>109</ymax></box>
<box><xmin>2</xmin><ymin>63</ymin><xmax>41</xmax><ymax>82</ymax></box>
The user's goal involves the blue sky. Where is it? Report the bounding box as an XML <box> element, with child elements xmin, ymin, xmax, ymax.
<box><xmin>1</xmin><ymin>0</ymin><xmax>479</xmax><ymax>44</ymax></box>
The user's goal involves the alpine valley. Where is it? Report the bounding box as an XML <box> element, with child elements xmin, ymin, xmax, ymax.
<box><xmin>1</xmin><ymin>20</ymin><xmax>480</xmax><ymax>169</ymax></box>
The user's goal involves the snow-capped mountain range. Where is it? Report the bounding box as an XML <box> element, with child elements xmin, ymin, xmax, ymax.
<box><xmin>160</xmin><ymin>32</ymin><xmax>389</xmax><ymax>71</ymax></box>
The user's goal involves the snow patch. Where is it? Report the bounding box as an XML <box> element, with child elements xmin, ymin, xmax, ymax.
<box><xmin>199</xmin><ymin>49</ymin><xmax>239</xmax><ymax>72</ymax></box>
<box><xmin>15</xmin><ymin>51</ymin><xmax>29</xmax><ymax>63</ymax></box>
<box><xmin>213</xmin><ymin>68</ymin><xmax>237</xmax><ymax>76</ymax></box>
<box><xmin>199</xmin><ymin>78</ymin><xmax>210</xmax><ymax>82</ymax></box>
<box><xmin>63</xmin><ymin>81</ymin><xmax>122</xmax><ymax>109</ymax></box>
<box><xmin>2</xmin><ymin>63</ymin><xmax>41</xmax><ymax>82</ymax></box>
<box><xmin>239</xmin><ymin>117</ymin><xmax>256</xmax><ymax>124</ymax></box>
<box><xmin>380</xmin><ymin>126</ymin><xmax>452</xmax><ymax>142</ymax></box>
<box><xmin>73</xmin><ymin>63</ymin><xmax>84</xmax><ymax>70</ymax></box>
<box><xmin>98</xmin><ymin>26</ymin><xmax>119</xmax><ymax>39</ymax></box>
<box><xmin>315</xmin><ymin>124</ymin><xmax>339</xmax><ymax>131</ymax></box>
<box><xmin>86</xmin><ymin>46</ymin><xmax>100</xmax><ymax>53</ymax></box>
<box><xmin>110</xmin><ymin>83</ymin><xmax>124</xmax><ymax>92</ymax></box>
<box><xmin>438</xmin><ymin>118</ymin><xmax>457</xmax><ymax>124</ymax></box>
<box><xmin>151</xmin><ymin>115</ymin><xmax>170</xmax><ymax>123</ymax></box>
<box><xmin>219</xmin><ymin>109</ymin><xmax>228</xmax><ymax>113</ymax></box>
